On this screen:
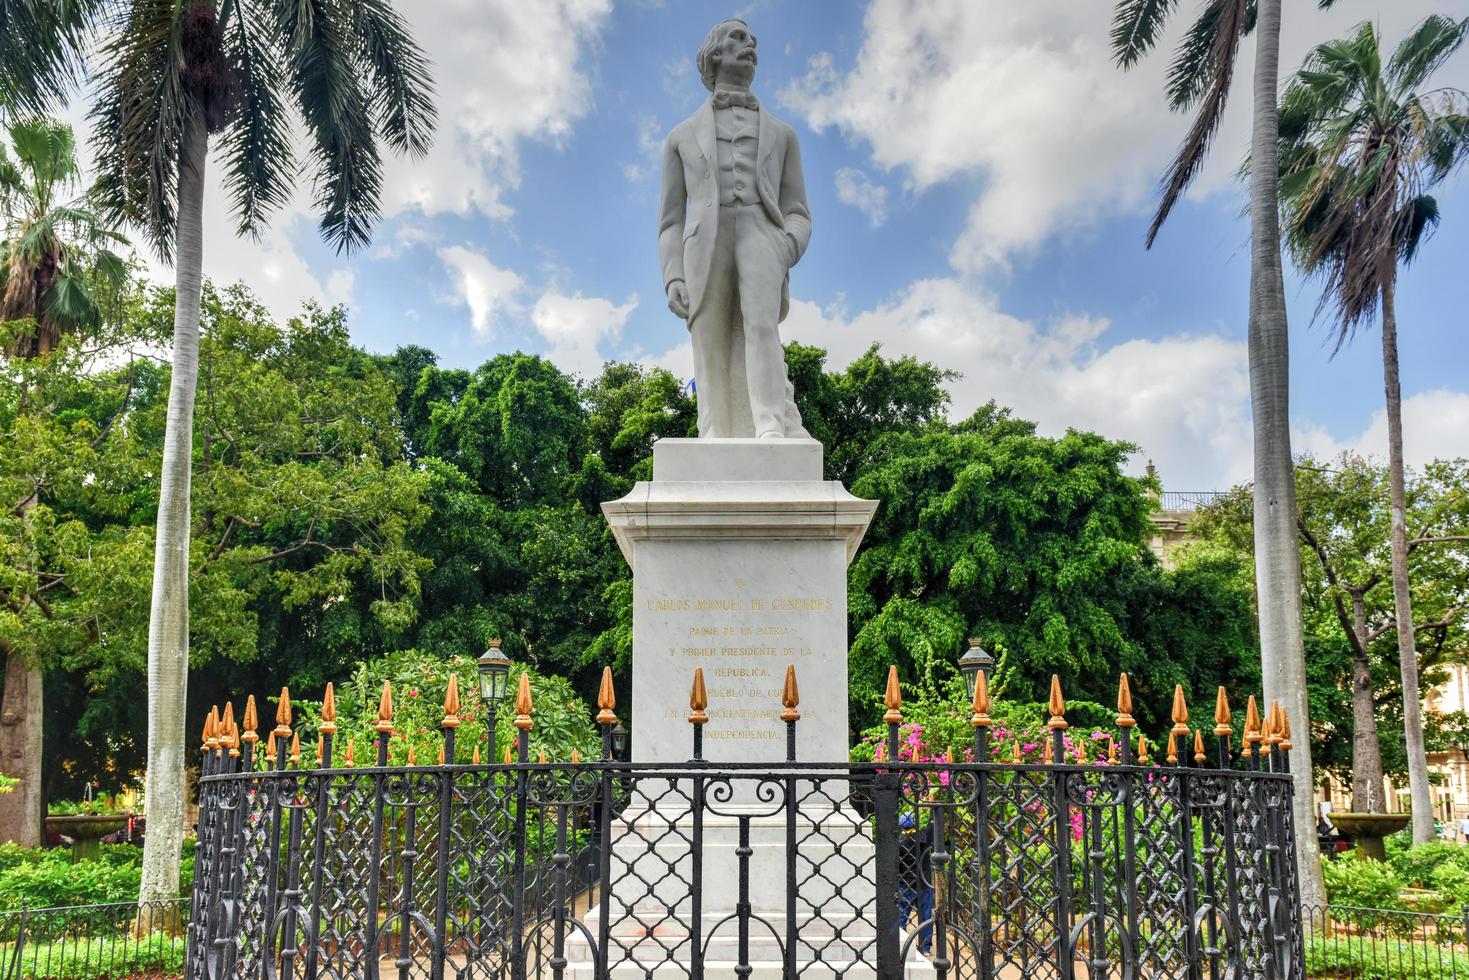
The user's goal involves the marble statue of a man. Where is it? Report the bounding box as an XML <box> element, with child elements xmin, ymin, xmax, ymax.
<box><xmin>659</xmin><ymin>19</ymin><xmax>811</xmax><ymax>439</ymax></box>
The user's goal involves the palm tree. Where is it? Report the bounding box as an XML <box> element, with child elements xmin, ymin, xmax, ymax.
<box><xmin>1278</xmin><ymin>15</ymin><xmax>1469</xmax><ymax>843</ymax></box>
<box><xmin>0</xmin><ymin>117</ymin><xmax>125</xmax><ymax>848</ymax></box>
<box><xmin>0</xmin><ymin>0</ymin><xmax>434</xmax><ymax>918</ymax></box>
<box><xmin>1111</xmin><ymin>0</ymin><xmax>1325</xmax><ymax>904</ymax></box>
<box><xmin>0</xmin><ymin>119</ymin><xmax>126</xmax><ymax>357</ymax></box>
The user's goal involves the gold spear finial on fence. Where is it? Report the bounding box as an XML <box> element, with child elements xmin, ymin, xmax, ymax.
<box><xmin>689</xmin><ymin>667</ymin><xmax>709</xmax><ymax>726</ymax></box>
<box><xmin>202</xmin><ymin>708</ymin><xmax>217</xmax><ymax>752</ymax></box>
<box><xmin>539</xmin><ymin>748</ymin><xmax>548</xmax><ymax>765</ymax></box>
<box><xmin>1214</xmin><ymin>687</ymin><xmax>1232</xmax><ymax>737</ymax></box>
<box><xmin>971</xmin><ymin>669</ymin><xmax>991</xmax><ymax>729</ymax></box>
<box><xmin>274</xmin><ymin>688</ymin><xmax>293</xmax><ymax>740</ymax></box>
<box><xmin>221</xmin><ymin>703</ymin><xmax>236</xmax><ymax>746</ymax></box>
<box><xmin>883</xmin><ymin>666</ymin><xmax>903</xmax><ymax>725</ymax></box>
<box><xmin>1108</xmin><ymin>737</ymin><xmax>1119</xmax><ymax>765</ymax></box>
<box><xmin>225</xmin><ymin>709</ymin><xmax>240</xmax><ymax>759</ymax></box>
<box><xmin>1262</xmin><ymin>700</ymin><xmax>1280</xmax><ymax>756</ymax></box>
<box><xmin>264</xmin><ymin>733</ymin><xmax>278</xmax><ymax>765</ymax></box>
<box><xmin>289</xmin><ymin>732</ymin><xmax>301</xmax><ymax>766</ymax></box>
<box><xmin>1011</xmin><ymin>740</ymin><xmax>1023</xmax><ymax>764</ymax></box>
<box><xmin>438</xmin><ymin>742</ymin><xmax>446</xmax><ymax>765</ymax></box>
<box><xmin>1171</xmin><ymin>685</ymin><xmax>1191</xmax><ymax>746</ymax></box>
<box><xmin>1116</xmin><ymin>673</ymin><xmax>1135</xmax><ymax>729</ymax></box>
<box><xmin>514</xmin><ymin>673</ymin><xmax>534</xmax><ymax>732</ymax></box>
<box><xmin>376</xmin><ymin>682</ymin><xmax>394</xmax><ymax>734</ymax></box>
<box><xmin>317</xmin><ymin>735</ymin><xmax>325</xmax><ymax>766</ymax></box>
<box><xmin>209</xmin><ymin>706</ymin><xmax>223</xmax><ymax>755</ymax></box>
<box><xmin>1166</xmin><ymin>731</ymin><xmax>1178</xmax><ymax>765</ymax></box>
<box><xmin>241</xmin><ymin>695</ymin><xmax>259</xmax><ymax>746</ymax></box>
<box><xmin>442</xmin><ymin>675</ymin><xmax>461</xmax><ymax>729</ymax></box>
<box><xmin>344</xmin><ymin>739</ymin><xmax>356</xmax><ymax>768</ymax></box>
<box><xmin>1243</xmin><ymin>696</ymin><xmax>1262</xmax><ymax>758</ymax></box>
<box><xmin>320</xmin><ymin>683</ymin><xmax>338</xmax><ymax>736</ymax></box>
<box><xmin>781</xmin><ymin>664</ymin><xmax>800</xmax><ymax>723</ymax></box>
<box><xmin>1268</xmin><ymin>699</ymin><xmax>1285</xmax><ymax>747</ymax></box>
<box><xmin>571</xmin><ymin>748</ymin><xmax>581</xmax><ymax>764</ymax></box>
<box><xmin>1047</xmin><ymin>675</ymin><xmax>1068</xmax><ymax>730</ymax></box>
<box><xmin>596</xmin><ymin>666</ymin><xmax>618</xmax><ymax>726</ymax></box>
<box><xmin>407</xmin><ymin>745</ymin><xmax>417</xmax><ymax>766</ymax></box>
<box><xmin>1137</xmin><ymin>733</ymin><xmax>1150</xmax><ymax>764</ymax></box>
<box><xmin>503</xmin><ymin>744</ymin><xmax>513</xmax><ymax>764</ymax></box>
<box><xmin>1194</xmin><ymin>730</ymin><xmax>1206</xmax><ymax>764</ymax></box>
<box><xmin>1280</xmin><ymin>706</ymin><xmax>1294</xmax><ymax>751</ymax></box>
<box><xmin>472</xmin><ymin>745</ymin><xmax>481</xmax><ymax>765</ymax></box>
<box><xmin>1043</xmin><ymin>738</ymin><xmax>1054</xmax><ymax>764</ymax></box>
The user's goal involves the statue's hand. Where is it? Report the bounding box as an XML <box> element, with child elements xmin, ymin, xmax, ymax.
<box><xmin>667</xmin><ymin>280</ymin><xmax>690</xmax><ymax>321</ymax></box>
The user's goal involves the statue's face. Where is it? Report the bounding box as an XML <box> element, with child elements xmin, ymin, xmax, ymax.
<box><xmin>711</xmin><ymin>21</ymin><xmax>758</xmax><ymax>85</ymax></box>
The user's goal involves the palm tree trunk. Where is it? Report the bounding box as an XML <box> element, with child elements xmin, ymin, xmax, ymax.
<box><xmin>1247</xmin><ymin>0</ymin><xmax>1325</xmax><ymax>906</ymax></box>
<box><xmin>1380</xmin><ymin>262</ymin><xmax>1433</xmax><ymax>841</ymax></box>
<box><xmin>1349</xmin><ymin>594</ymin><xmax>1385</xmax><ymax>812</ymax></box>
<box><xmin>137</xmin><ymin>105</ymin><xmax>206</xmax><ymax>928</ymax></box>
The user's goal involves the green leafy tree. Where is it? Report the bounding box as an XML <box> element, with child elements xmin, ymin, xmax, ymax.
<box><xmin>1192</xmin><ymin>456</ymin><xmax>1469</xmax><ymax>805</ymax></box>
<box><xmin>0</xmin><ymin>0</ymin><xmax>439</xmax><ymax>911</ymax></box>
<box><xmin>1278</xmin><ymin>14</ymin><xmax>1469</xmax><ymax>841</ymax></box>
<box><xmin>0</xmin><ymin>117</ymin><xmax>127</xmax><ymax>845</ymax></box>
<box><xmin>844</xmin><ymin>404</ymin><xmax>1257</xmax><ymax>731</ymax></box>
<box><xmin>1112</xmin><ymin>0</ymin><xmax>1327</xmax><ymax>900</ymax></box>
<box><xmin>3</xmin><ymin>283</ymin><xmax>430</xmax><ymax>849</ymax></box>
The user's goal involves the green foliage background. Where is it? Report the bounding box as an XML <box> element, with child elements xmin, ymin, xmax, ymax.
<box><xmin>5</xmin><ymin>282</ymin><xmax>1266</xmax><ymax>800</ymax></box>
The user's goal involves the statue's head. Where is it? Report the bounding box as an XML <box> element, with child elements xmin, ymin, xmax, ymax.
<box><xmin>697</xmin><ymin>19</ymin><xmax>758</xmax><ymax>92</ymax></box>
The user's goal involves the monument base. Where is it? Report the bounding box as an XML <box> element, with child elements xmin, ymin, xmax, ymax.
<box><xmin>586</xmin><ymin>438</ymin><xmax>897</xmax><ymax>977</ymax></box>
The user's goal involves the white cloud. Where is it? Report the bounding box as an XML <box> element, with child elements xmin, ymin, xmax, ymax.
<box><xmin>380</xmin><ymin>0</ymin><xmax>613</xmax><ymax>220</ymax></box>
<box><xmin>371</xmin><ymin>222</ymin><xmax>439</xmax><ymax>260</ymax></box>
<box><xmin>324</xmin><ymin>268</ymin><xmax>356</xmax><ymax>307</ymax></box>
<box><xmin>437</xmin><ymin>245</ymin><xmax>526</xmax><ymax>337</ymax></box>
<box><xmin>834</xmin><ymin>167</ymin><xmax>888</xmax><ymax>227</ymax></box>
<box><xmin>531</xmin><ymin>290</ymin><xmax>640</xmax><ymax>378</ymax></box>
<box><xmin>768</xmin><ymin>278</ymin><xmax>1252</xmax><ymax>488</ymax></box>
<box><xmin>622</xmin><ymin>115</ymin><xmax>665</xmax><ymax>184</ymax></box>
<box><xmin>1298</xmin><ymin>390</ymin><xmax>1469</xmax><ymax>471</ymax></box>
<box><xmin>782</xmin><ymin>0</ymin><xmax>1460</xmax><ymax>275</ymax></box>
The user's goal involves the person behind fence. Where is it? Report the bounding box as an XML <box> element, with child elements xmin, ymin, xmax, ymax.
<box><xmin>897</xmin><ymin>811</ymin><xmax>934</xmax><ymax>955</ymax></box>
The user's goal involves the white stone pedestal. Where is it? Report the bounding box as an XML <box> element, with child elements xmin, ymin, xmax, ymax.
<box><xmin>602</xmin><ymin>438</ymin><xmax>876</xmax><ymax>765</ymax></box>
<box><xmin>574</xmin><ymin>440</ymin><xmax>928</xmax><ymax>978</ymax></box>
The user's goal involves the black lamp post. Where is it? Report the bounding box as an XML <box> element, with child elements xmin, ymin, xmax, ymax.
<box><xmin>611</xmin><ymin>723</ymin><xmax>628</xmax><ymax>761</ymax></box>
<box><xmin>477</xmin><ymin>638</ymin><xmax>512</xmax><ymax>760</ymax></box>
<box><xmin>958</xmin><ymin>636</ymin><xmax>995</xmax><ymax>700</ymax></box>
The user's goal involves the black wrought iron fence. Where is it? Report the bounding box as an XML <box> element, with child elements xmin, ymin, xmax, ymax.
<box><xmin>185</xmin><ymin>668</ymin><xmax>1305</xmax><ymax>980</ymax></box>
<box><xmin>0</xmin><ymin>900</ymin><xmax>188</xmax><ymax>979</ymax></box>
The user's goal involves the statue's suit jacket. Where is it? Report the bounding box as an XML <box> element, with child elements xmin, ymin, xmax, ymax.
<box><xmin>658</xmin><ymin>97</ymin><xmax>812</xmax><ymax>324</ymax></box>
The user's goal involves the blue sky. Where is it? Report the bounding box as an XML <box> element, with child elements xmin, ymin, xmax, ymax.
<box><xmin>155</xmin><ymin>0</ymin><xmax>1469</xmax><ymax>489</ymax></box>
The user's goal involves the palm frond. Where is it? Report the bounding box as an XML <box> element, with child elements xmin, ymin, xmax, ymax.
<box><xmin>352</xmin><ymin>0</ymin><xmax>435</xmax><ymax>158</ymax></box>
<box><xmin>1387</xmin><ymin>15</ymin><xmax>1468</xmax><ymax>94</ymax></box>
<box><xmin>1397</xmin><ymin>194</ymin><xmax>1439</xmax><ymax>263</ymax></box>
<box><xmin>1164</xmin><ymin>0</ymin><xmax>1239</xmax><ymax>111</ymax></box>
<box><xmin>0</xmin><ymin>0</ymin><xmax>99</xmax><ymax>113</ymax></box>
<box><xmin>44</xmin><ymin>270</ymin><xmax>100</xmax><ymax>333</ymax></box>
<box><xmin>277</xmin><ymin>0</ymin><xmax>384</xmax><ymax>254</ymax></box>
<box><xmin>1148</xmin><ymin>0</ymin><xmax>1249</xmax><ymax>246</ymax></box>
<box><xmin>88</xmin><ymin>0</ymin><xmax>192</xmax><ymax>261</ymax></box>
<box><xmin>218</xmin><ymin>0</ymin><xmax>296</xmax><ymax>237</ymax></box>
<box><xmin>1111</xmin><ymin>0</ymin><xmax>1179</xmax><ymax>69</ymax></box>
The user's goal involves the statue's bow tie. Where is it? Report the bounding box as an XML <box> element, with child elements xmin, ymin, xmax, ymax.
<box><xmin>711</xmin><ymin>91</ymin><xmax>759</xmax><ymax>111</ymax></box>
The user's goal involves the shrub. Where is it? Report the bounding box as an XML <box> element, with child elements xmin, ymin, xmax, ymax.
<box><xmin>9</xmin><ymin>932</ymin><xmax>185</xmax><ymax>979</ymax></box>
<box><xmin>0</xmin><ymin>845</ymin><xmax>191</xmax><ymax>915</ymax></box>
<box><xmin>1322</xmin><ymin>854</ymin><xmax>1409</xmax><ymax>927</ymax></box>
<box><xmin>1306</xmin><ymin>935</ymin><xmax>1469</xmax><ymax>979</ymax></box>
<box><xmin>1388</xmin><ymin>839</ymin><xmax>1469</xmax><ymax>890</ymax></box>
